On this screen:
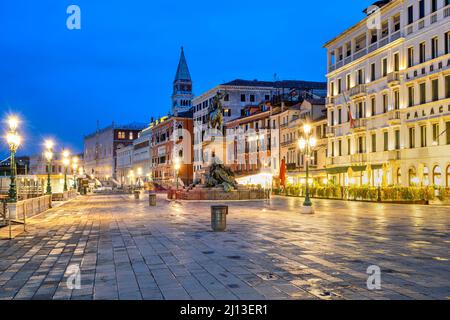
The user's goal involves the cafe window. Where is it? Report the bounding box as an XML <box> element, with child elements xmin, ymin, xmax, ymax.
<box><xmin>423</xmin><ymin>167</ymin><xmax>430</xmax><ymax>186</ymax></box>
<box><xmin>447</xmin><ymin>165</ymin><xmax>450</xmax><ymax>187</ymax></box>
<box><xmin>433</xmin><ymin>166</ymin><xmax>442</xmax><ymax>186</ymax></box>
<box><xmin>409</xmin><ymin>167</ymin><xmax>417</xmax><ymax>186</ymax></box>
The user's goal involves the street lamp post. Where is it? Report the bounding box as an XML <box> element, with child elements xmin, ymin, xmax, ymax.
<box><xmin>44</xmin><ymin>140</ymin><xmax>54</xmax><ymax>195</ymax></box>
<box><xmin>72</xmin><ymin>157</ymin><xmax>79</xmax><ymax>190</ymax></box>
<box><xmin>174</xmin><ymin>158</ymin><xmax>181</xmax><ymax>190</ymax></box>
<box><xmin>298</xmin><ymin>123</ymin><xmax>317</xmax><ymax>214</ymax></box>
<box><xmin>5</xmin><ymin>116</ymin><xmax>21</xmax><ymax>203</ymax></box>
<box><xmin>137</xmin><ymin>167</ymin><xmax>143</xmax><ymax>189</ymax></box>
<box><xmin>62</xmin><ymin>150</ymin><xmax>70</xmax><ymax>192</ymax></box>
<box><xmin>62</xmin><ymin>149</ymin><xmax>70</xmax><ymax>192</ymax></box>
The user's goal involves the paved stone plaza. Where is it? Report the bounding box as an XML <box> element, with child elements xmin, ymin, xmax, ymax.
<box><xmin>0</xmin><ymin>194</ymin><xmax>449</xmax><ymax>300</ymax></box>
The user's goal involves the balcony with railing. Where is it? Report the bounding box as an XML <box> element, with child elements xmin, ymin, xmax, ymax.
<box><xmin>280</xmin><ymin>139</ymin><xmax>295</xmax><ymax>147</ymax></box>
<box><xmin>326</xmin><ymin>96</ymin><xmax>335</xmax><ymax>105</ymax></box>
<box><xmin>349</xmin><ymin>84</ymin><xmax>366</xmax><ymax>98</ymax></box>
<box><xmin>387</xmin><ymin>71</ymin><xmax>400</xmax><ymax>86</ymax></box>
<box><xmin>351</xmin><ymin>153</ymin><xmax>367</xmax><ymax>163</ymax></box>
<box><xmin>387</xmin><ymin>150</ymin><xmax>401</xmax><ymax>161</ymax></box>
<box><xmin>387</xmin><ymin>110</ymin><xmax>401</xmax><ymax>124</ymax></box>
<box><xmin>326</xmin><ymin>126</ymin><xmax>335</xmax><ymax>137</ymax></box>
<box><xmin>406</xmin><ymin>4</ymin><xmax>449</xmax><ymax>36</ymax></box>
<box><xmin>328</xmin><ymin>5</ymin><xmax>450</xmax><ymax>74</ymax></box>
<box><xmin>351</xmin><ymin>118</ymin><xmax>367</xmax><ymax>131</ymax></box>
<box><xmin>286</xmin><ymin>163</ymin><xmax>300</xmax><ymax>171</ymax></box>
<box><xmin>328</xmin><ymin>31</ymin><xmax>404</xmax><ymax>73</ymax></box>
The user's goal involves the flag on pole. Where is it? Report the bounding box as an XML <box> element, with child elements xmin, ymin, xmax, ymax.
<box><xmin>348</xmin><ymin>105</ymin><xmax>355</xmax><ymax>128</ymax></box>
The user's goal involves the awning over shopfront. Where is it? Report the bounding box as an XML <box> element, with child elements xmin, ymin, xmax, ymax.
<box><xmin>326</xmin><ymin>164</ymin><xmax>383</xmax><ymax>175</ymax></box>
<box><xmin>286</xmin><ymin>169</ymin><xmax>328</xmax><ymax>177</ymax></box>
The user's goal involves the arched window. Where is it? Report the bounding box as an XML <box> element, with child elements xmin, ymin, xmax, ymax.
<box><xmin>433</xmin><ymin>166</ymin><xmax>442</xmax><ymax>186</ymax></box>
<box><xmin>423</xmin><ymin>167</ymin><xmax>430</xmax><ymax>186</ymax></box>
<box><xmin>446</xmin><ymin>165</ymin><xmax>450</xmax><ymax>187</ymax></box>
<box><xmin>409</xmin><ymin>167</ymin><xmax>417</xmax><ymax>186</ymax></box>
<box><xmin>397</xmin><ymin>168</ymin><xmax>402</xmax><ymax>185</ymax></box>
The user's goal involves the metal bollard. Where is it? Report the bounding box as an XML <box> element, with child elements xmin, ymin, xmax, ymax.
<box><xmin>134</xmin><ymin>190</ymin><xmax>140</xmax><ymax>200</ymax></box>
<box><xmin>149</xmin><ymin>193</ymin><xmax>156</xmax><ymax>206</ymax></box>
<box><xmin>211</xmin><ymin>205</ymin><xmax>228</xmax><ymax>232</ymax></box>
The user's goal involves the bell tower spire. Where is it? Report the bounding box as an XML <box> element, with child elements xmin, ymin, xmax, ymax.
<box><xmin>172</xmin><ymin>46</ymin><xmax>193</xmax><ymax>116</ymax></box>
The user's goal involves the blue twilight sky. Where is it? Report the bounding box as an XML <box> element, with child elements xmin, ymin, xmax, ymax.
<box><xmin>0</xmin><ymin>0</ymin><xmax>373</xmax><ymax>156</ymax></box>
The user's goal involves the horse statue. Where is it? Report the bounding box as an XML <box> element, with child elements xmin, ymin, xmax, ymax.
<box><xmin>208</xmin><ymin>91</ymin><xmax>224</xmax><ymax>130</ymax></box>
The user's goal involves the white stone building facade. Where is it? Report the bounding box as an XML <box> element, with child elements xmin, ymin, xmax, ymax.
<box><xmin>325</xmin><ymin>0</ymin><xmax>450</xmax><ymax>187</ymax></box>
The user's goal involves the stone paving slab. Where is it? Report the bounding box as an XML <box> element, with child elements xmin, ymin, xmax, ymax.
<box><xmin>0</xmin><ymin>194</ymin><xmax>449</xmax><ymax>300</ymax></box>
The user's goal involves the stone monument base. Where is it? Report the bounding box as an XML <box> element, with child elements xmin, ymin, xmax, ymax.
<box><xmin>169</xmin><ymin>184</ymin><xmax>268</xmax><ymax>201</ymax></box>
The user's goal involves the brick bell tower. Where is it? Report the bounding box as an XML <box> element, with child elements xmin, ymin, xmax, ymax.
<box><xmin>172</xmin><ymin>47</ymin><xmax>193</xmax><ymax>116</ymax></box>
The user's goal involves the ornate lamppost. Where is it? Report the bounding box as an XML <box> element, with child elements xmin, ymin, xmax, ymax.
<box><xmin>44</xmin><ymin>140</ymin><xmax>54</xmax><ymax>195</ymax></box>
<box><xmin>72</xmin><ymin>157</ymin><xmax>79</xmax><ymax>190</ymax></box>
<box><xmin>62</xmin><ymin>149</ymin><xmax>70</xmax><ymax>192</ymax></box>
<box><xmin>298</xmin><ymin>123</ymin><xmax>317</xmax><ymax>214</ymax></box>
<box><xmin>5</xmin><ymin>116</ymin><xmax>21</xmax><ymax>203</ymax></box>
